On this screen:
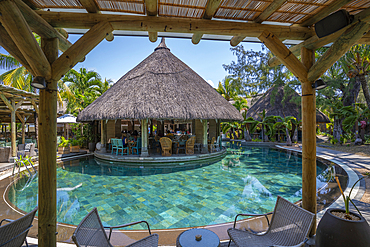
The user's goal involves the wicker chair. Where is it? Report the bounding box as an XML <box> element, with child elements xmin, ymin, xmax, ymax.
<box><xmin>227</xmin><ymin>196</ymin><xmax>314</xmax><ymax>247</ymax></box>
<box><xmin>0</xmin><ymin>207</ymin><xmax>38</xmax><ymax>247</ymax></box>
<box><xmin>185</xmin><ymin>136</ymin><xmax>196</xmax><ymax>155</ymax></box>
<box><xmin>159</xmin><ymin>137</ymin><xmax>172</xmax><ymax>156</ymax></box>
<box><xmin>72</xmin><ymin>207</ymin><xmax>159</xmax><ymax>247</ymax></box>
<box><xmin>208</xmin><ymin>137</ymin><xmax>216</xmax><ymax>153</ymax></box>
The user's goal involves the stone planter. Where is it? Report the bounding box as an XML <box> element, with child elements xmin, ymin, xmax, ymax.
<box><xmin>316</xmin><ymin>208</ymin><xmax>370</xmax><ymax>247</ymax></box>
<box><xmin>58</xmin><ymin>146</ymin><xmax>70</xmax><ymax>154</ymax></box>
<box><xmin>88</xmin><ymin>142</ymin><xmax>96</xmax><ymax>152</ymax></box>
<box><xmin>70</xmin><ymin>145</ymin><xmax>80</xmax><ymax>153</ymax></box>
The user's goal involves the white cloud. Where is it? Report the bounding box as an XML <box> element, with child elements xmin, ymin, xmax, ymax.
<box><xmin>207</xmin><ymin>79</ymin><xmax>215</xmax><ymax>88</ymax></box>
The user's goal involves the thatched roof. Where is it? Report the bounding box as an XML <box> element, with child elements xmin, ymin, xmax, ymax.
<box><xmin>77</xmin><ymin>38</ymin><xmax>243</xmax><ymax>122</ymax></box>
<box><xmin>245</xmin><ymin>85</ymin><xmax>330</xmax><ymax>123</ymax></box>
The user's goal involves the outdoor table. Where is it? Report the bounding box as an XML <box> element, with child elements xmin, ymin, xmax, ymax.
<box><xmin>176</xmin><ymin>228</ymin><xmax>220</xmax><ymax>247</ymax></box>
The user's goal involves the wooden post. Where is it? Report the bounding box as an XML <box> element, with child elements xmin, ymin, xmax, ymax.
<box><xmin>64</xmin><ymin>123</ymin><xmax>67</xmax><ymax>138</ymax></box>
<box><xmin>202</xmin><ymin>120</ymin><xmax>208</xmax><ymax>153</ymax></box>
<box><xmin>11</xmin><ymin>100</ymin><xmax>16</xmax><ymax>157</ymax></box>
<box><xmin>100</xmin><ymin>120</ymin><xmax>107</xmax><ymax>152</ymax></box>
<box><xmin>301</xmin><ymin>47</ymin><xmax>317</xmax><ymax>235</ymax></box>
<box><xmin>141</xmin><ymin>119</ymin><xmax>149</xmax><ymax>157</ymax></box>
<box><xmin>22</xmin><ymin>122</ymin><xmax>25</xmax><ymax>144</ymax></box>
<box><xmin>38</xmin><ymin>37</ymin><xmax>58</xmax><ymax>247</ymax></box>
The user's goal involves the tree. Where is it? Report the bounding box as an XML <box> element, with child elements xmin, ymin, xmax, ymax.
<box><xmin>223</xmin><ymin>45</ymin><xmax>293</xmax><ymax>94</ymax></box>
<box><xmin>216</xmin><ymin>76</ymin><xmax>242</xmax><ymax>101</ymax></box>
<box><xmin>232</xmin><ymin>97</ymin><xmax>248</xmax><ymax>112</ymax></box>
<box><xmin>342</xmin><ymin>45</ymin><xmax>370</xmax><ymax>110</ymax></box>
<box><xmin>273</xmin><ymin>116</ymin><xmax>295</xmax><ymax>146</ymax></box>
<box><xmin>61</xmin><ymin>68</ymin><xmax>103</xmax><ymax>114</ymax></box>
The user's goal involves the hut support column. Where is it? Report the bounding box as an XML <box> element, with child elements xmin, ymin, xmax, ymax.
<box><xmin>141</xmin><ymin>119</ymin><xmax>149</xmax><ymax>157</ymax></box>
<box><xmin>301</xmin><ymin>47</ymin><xmax>317</xmax><ymax>234</ymax></box>
<box><xmin>21</xmin><ymin>122</ymin><xmax>25</xmax><ymax>145</ymax></box>
<box><xmin>38</xmin><ymin>37</ymin><xmax>58</xmax><ymax>247</ymax></box>
<box><xmin>100</xmin><ymin>120</ymin><xmax>106</xmax><ymax>152</ymax></box>
<box><xmin>11</xmin><ymin>100</ymin><xmax>16</xmax><ymax>158</ymax></box>
<box><xmin>202</xmin><ymin>120</ymin><xmax>208</xmax><ymax>154</ymax></box>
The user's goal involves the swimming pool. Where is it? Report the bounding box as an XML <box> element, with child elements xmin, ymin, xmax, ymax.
<box><xmin>7</xmin><ymin>145</ymin><xmax>335</xmax><ymax>229</ymax></box>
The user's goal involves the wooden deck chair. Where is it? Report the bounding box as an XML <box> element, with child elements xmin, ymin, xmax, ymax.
<box><xmin>0</xmin><ymin>207</ymin><xmax>38</xmax><ymax>247</ymax></box>
<box><xmin>227</xmin><ymin>196</ymin><xmax>314</xmax><ymax>247</ymax></box>
<box><xmin>72</xmin><ymin>207</ymin><xmax>158</xmax><ymax>247</ymax></box>
<box><xmin>185</xmin><ymin>136</ymin><xmax>196</xmax><ymax>155</ymax></box>
<box><xmin>159</xmin><ymin>137</ymin><xmax>172</xmax><ymax>156</ymax></box>
<box><xmin>116</xmin><ymin>139</ymin><xmax>128</xmax><ymax>155</ymax></box>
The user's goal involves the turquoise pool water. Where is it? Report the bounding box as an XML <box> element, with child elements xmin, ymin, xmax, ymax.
<box><xmin>8</xmin><ymin>145</ymin><xmax>331</xmax><ymax>229</ymax></box>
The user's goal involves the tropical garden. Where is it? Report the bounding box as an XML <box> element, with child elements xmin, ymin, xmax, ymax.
<box><xmin>0</xmin><ymin>36</ymin><xmax>112</xmax><ymax>149</ymax></box>
<box><xmin>217</xmin><ymin>44</ymin><xmax>370</xmax><ymax>148</ymax></box>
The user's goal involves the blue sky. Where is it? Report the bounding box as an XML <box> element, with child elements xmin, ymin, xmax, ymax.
<box><xmin>0</xmin><ymin>35</ymin><xmax>264</xmax><ymax>88</ymax></box>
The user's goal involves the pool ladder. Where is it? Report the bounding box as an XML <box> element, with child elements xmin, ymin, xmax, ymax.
<box><xmin>12</xmin><ymin>157</ymin><xmax>37</xmax><ymax>177</ymax></box>
<box><xmin>12</xmin><ymin>157</ymin><xmax>37</xmax><ymax>191</ymax></box>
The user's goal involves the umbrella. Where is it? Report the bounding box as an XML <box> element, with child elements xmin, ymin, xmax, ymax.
<box><xmin>57</xmin><ymin>114</ymin><xmax>77</xmax><ymax>139</ymax></box>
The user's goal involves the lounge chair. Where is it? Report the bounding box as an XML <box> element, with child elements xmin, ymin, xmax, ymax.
<box><xmin>0</xmin><ymin>207</ymin><xmax>38</xmax><ymax>247</ymax></box>
<box><xmin>72</xmin><ymin>207</ymin><xmax>159</xmax><ymax>247</ymax></box>
<box><xmin>185</xmin><ymin>136</ymin><xmax>195</xmax><ymax>155</ymax></box>
<box><xmin>159</xmin><ymin>137</ymin><xmax>172</xmax><ymax>156</ymax></box>
<box><xmin>227</xmin><ymin>196</ymin><xmax>314</xmax><ymax>247</ymax></box>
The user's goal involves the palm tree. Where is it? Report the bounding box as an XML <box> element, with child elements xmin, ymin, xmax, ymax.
<box><xmin>62</xmin><ymin>68</ymin><xmax>102</xmax><ymax>114</ymax></box>
<box><xmin>96</xmin><ymin>78</ymin><xmax>112</xmax><ymax>96</ymax></box>
<box><xmin>232</xmin><ymin>97</ymin><xmax>248</xmax><ymax>112</ymax></box>
<box><xmin>216</xmin><ymin>76</ymin><xmax>242</xmax><ymax>101</ymax></box>
<box><xmin>273</xmin><ymin>116</ymin><xmax>295</xmax><ymax>146</ymax></box>
<box><xmin>342</xmin><ymin>45</ymin><xmax>370</xmax><ymax>109</ymax></box>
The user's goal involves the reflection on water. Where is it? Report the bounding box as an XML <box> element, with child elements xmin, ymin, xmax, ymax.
<box><xmin>7</xmin><ymin>144</ymin><xmax>345</xmax><ymax>229</ymax></box>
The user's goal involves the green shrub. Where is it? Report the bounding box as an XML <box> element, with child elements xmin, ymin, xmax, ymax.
<box><xmin>58</xmin><ymin>136</ymin><xmax>70</xmax><ymax>147</ymax></box>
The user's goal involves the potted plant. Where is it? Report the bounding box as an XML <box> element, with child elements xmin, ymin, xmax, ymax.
<box><xmin>58</xmin><ymin>136</ymin><xmax>70</xmax><ymax>154</ymax></box>
<box><xmin>316</xmin><ymin>175</ymin><xmax>370</xmax><ymax>247</ymax></box>
<box><xmin>70</xmin><ymin>138</ymin><xmax>80</xmax><ymax>153</ymax></box>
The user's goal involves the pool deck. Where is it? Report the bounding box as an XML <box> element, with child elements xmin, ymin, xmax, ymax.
<box><xmin>5</xmin><ymin>145</ymin><xmax>370</xmax><ymax>246</ymax></box>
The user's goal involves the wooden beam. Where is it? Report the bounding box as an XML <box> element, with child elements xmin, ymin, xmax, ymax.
<box><xmin>299</xmin><ymin>0</ymin><xmax>353</xmax><ymax>27</ymax></box>
<box><xmin>301</xmin><ymin>47</ymin><xmax>316</xmax><ymax>235</ymax></box>
<box><xmin>148</xmin><ymin>31</ymin><xmax>157</xmax><ymax>42</ymax></box>
<box><xmin>258</xmin><ymin>30</ymin><xmax>309</xmax><ymax>83</ymax></box>
<box><xmin>14</xmin><ymin>0</ymin><xmax>72</xmax><ymax>53</ymax></box>
<box><xmin>253</xmin><ymin>0</ymin><xmax>287</xmax><ymax>23</ymax></box>
<box><xmin>79</xmin><ymin>0</ymin><xmax>100</xmax><ymax>13</ymax></box>
<box><xmin>55</xmin><ymin>28</ymin><xmax>69</xmax><ymax>38</ymax></box>
<box><xmin>269</xmin><ymin>8</ymin><xmax>370</xmax><ymax>67</ymax></box>
<box><xmin>230</xmin><ymin>35</ymin><xmax>246</xmax><ymax>47</ymax></box>
<box><xmin>105</xmin><ymin>32</ymin><xmax>114</xmax><ymax>41</ymax></box>
<box><xmin>308</xmin><ymin>21</ymin><xmax>370</xmax><ymax>82</ymax></box>
<box><xmin>145</xmin><ymin>0</ymin><xmax>157</xmax><ymax>16</ymax></box>
<box><xmin>191</xmin><ymin>0</ymin><xmax>221</xmax><ymax>44</ymax></box>
<box><xmin>52</xmin><ymin>21</ymin><xmax>113</xmax><ymax>80</ymax></box>
<box><xmin>203</xmin><ymin>0</ymin><xmax>222</xmax><ymax>19</ymax></box>
<box><xmin>0</xmin><ymin>0</ymin><xmax>51</xmax><ymax>79</ymax></box>
<box><xmin>14</xmin><ymin>100</ymin><xmax>24</xmax><ymax>110</ymax></box>
<box><xmin>0</xmin><ymin>93</ymin><xmax>14</xmax><ymax>111</ymax></box>
<box><xmin>38</xmin><ymin>37</ymin><xmax>58</xmax><ymax>247</ymax></box>
<box><xmin>192</xmin><ymin>32</ymin><xmax>203</xmax><ymax>44</ymax></box>
<box><xmin>37</xmin><ymin>11</ymin><xmax>315</xmax><ymax>41</ymax></box>
<box><xmin>16</xmin><ymin>112</ymin><xmax>25</xmax><ymax>124</ymax></box>
<box><xmin>31</xmin><ymin>99</ymin><xmax>39</xmax><ymax>114</ymax></box>
<box><xmin>0</xmin><ymin>24</ymin><xmax>35</xmax><ymax>74</ymax></box>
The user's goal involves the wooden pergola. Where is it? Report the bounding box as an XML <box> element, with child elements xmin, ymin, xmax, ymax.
<box><xmin>0</xmin><ymin>84</ymin><xmax>38</xmax><ymax>158</ymax></box>
<box><xmin>0</xmin><ymin>0</ymin><xmax>369</xmax><ymax>246</ymax></box>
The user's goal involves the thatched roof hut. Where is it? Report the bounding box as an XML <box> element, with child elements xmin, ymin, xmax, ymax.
<box><xmin>245</xmin><ymin>84</ymin><xmax>330</xmax><ymax>123</ymax></box>
<box><xmin>77</xmin><ymin>38</ymin><xmax>242</xmax><ymax>122</ymax></box>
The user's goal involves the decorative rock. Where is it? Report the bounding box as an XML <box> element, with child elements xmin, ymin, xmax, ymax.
<box><xmin>354</xmin><ymin>138</ymin><xmax>363</xmax><ymax>145</ymax></box>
